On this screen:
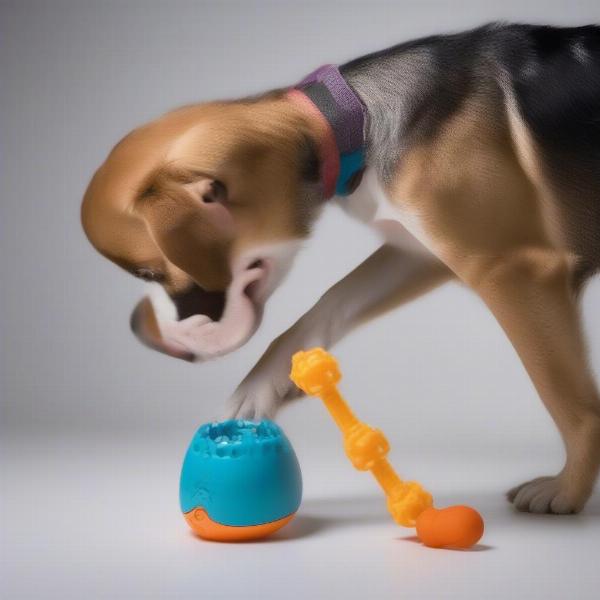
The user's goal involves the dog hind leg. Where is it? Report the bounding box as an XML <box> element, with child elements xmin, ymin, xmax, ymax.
<box><xmin>473</xmin><ymin>248</ymin><xmax>600</xmax><ymax>513</ymax></box>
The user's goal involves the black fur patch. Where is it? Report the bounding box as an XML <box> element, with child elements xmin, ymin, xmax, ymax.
<box><xmin>342</xmin><ymin>23</ymin><xmax>600</xmax><ymax>284</ymax></box>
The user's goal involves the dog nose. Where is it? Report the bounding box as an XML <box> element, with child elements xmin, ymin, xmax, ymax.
<box><xmin>171</xmin><ymin>284</ymin><xmax>226</xmax><ymax>322</ymax></box>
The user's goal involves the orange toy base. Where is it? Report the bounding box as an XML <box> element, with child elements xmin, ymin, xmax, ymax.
<box><xmin>183</xmin><ymin>508</ymin><xmax>296</xmax><ymax>542</ymax></box>
<box><xmin>416</xmin><ymin>505</ymin><xmax>484</xmax><ymax>549</ymax></box>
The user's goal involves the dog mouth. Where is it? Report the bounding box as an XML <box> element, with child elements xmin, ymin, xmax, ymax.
<box><xmin>154</xmin><ymin>259</ymin><xmax>269</xmax><ymax>361</ymax></box>
<box><xmin>132</xmin><ymin>240</ymin><xmax>302</xmax><ymax>363</ymax></box>
<box><xmin>171</xmin><ymin>285</ymin><xmax>227</xmax><ymax>322</ymax></box>
<box><xmin>172</xmin><ymin>259</ymin><xmax>267</xmax><ymax>323</ymax></box>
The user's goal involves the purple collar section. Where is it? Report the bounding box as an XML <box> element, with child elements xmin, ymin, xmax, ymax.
<box><xmin>295</xmin><ymin>64</ymin><xmax>366</xmax><ymax>196</ymax></box>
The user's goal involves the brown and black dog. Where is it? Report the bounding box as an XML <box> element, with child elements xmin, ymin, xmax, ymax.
<box><xmin>82</xmin><ymin>23</ymin><xmax>600</xmax><ymax>514</ymax></box>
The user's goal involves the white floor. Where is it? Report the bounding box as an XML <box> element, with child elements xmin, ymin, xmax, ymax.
<box><xmin>2</xmin><ymin>432</ymin><xmax>599</xmax><ymax>600</ymax></box>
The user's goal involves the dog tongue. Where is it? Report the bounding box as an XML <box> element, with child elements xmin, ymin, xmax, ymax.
<box><xmin>159</xmin><ymin>267</ymin><xmax>263</xmax><ymax>361</ymax></box>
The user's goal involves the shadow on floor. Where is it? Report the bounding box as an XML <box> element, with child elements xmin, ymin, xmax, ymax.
<box><xmin>276</xmin><ymin>494</ymin><xmax>390</xmax><ymax>540</ymax></box>
<box><xmin>396</xmin><ymin>534</ymin><xmax>494</xmax><ymax>552</ymax></box>
<box><xmin>273</xmin><ymin>488</ymin><xmax>600</xmax><ymax>543</ymax></box>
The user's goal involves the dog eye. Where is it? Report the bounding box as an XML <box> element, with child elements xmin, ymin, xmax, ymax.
<box><xmin>134</xmin><ymin>268</ymin><xmax>164</xmax><ymax>282</ymax></box>
<box><xmin>202</xmin><ymin>180</ymin><xmax>227</xmax><ymax>204</ymax></box>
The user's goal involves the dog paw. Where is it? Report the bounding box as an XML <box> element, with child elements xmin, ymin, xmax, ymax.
<box><xmin>506</xmin><ymin>476</ymin><xmax>583</xmax><ymax>514</ymax></box>
<box><xmin>224</xmin><ymin>375</ymin><xmax>301</xmax><ymax>421</ymax></box>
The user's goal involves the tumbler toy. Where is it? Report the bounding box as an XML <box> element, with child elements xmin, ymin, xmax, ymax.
<box><xmin>180</xmin><ymin>419</ymin><xmax>302</xmax><ymax>542</ymax></box>
<box><xmin>290</xmin><ymin>348</ymin><xmax>484</xmax><ymax>549</ymax></box>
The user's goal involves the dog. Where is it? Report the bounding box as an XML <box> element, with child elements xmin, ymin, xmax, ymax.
<box><xmin>82</xmin><ymin>23</ymin><xmax>600</xmax><ymax>515</ymax></box>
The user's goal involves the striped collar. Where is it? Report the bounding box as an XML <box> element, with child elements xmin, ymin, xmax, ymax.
<box><xmin>288</xmin><ymin>64</ymin><xmax>366</xmax><ymax>198</ymax></box>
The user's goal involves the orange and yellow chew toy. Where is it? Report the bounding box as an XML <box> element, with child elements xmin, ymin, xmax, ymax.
<box><xmin>290</xmin><ymin>348</ymin><xmax>484</xmax><ymax>549</ymax></box>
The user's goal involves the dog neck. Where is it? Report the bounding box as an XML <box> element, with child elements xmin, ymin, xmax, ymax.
<box><xmin>287</xmin><ymin>64</ymin><xmax>366</xmax><ymax>198</ymax></box>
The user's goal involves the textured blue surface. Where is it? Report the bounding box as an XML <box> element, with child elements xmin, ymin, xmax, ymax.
<box><xmin>180</xmin><ymin>420</ymin><xmax>302</xmax><ymax>526</ymax></box>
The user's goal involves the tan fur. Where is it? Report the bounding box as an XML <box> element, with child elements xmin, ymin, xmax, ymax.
<box><xmin>387</xmin><ymin>93</ymin><xmax>600</xmax><ymax>512</ymax></box>
<box><xmin>82</xmin><ymin>96</ymin><xmax>320</xmax><ymax>294</ymax></box>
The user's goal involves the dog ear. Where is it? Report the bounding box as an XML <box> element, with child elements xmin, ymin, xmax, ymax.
<box><xmin>130</xmin><ymin>297</ymin><xmax>194</xmax><ymax>361</ymax></box>
<box><xmin>136</xmin><ymin>175</ymin><xmax>234</xmax><ymax>291</ymax></box>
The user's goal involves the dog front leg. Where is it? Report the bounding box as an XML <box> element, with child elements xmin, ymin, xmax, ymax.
<box><xmin>225</xmin><ymin>245</ymin><xmax>452</xmax><ymax>420</ymax></box>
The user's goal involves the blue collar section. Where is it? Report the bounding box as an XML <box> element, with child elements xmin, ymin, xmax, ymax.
<box><xmin>337</xmin><ymin>148</ymin><xmax>365</xmax><ymax>195</ymax></box>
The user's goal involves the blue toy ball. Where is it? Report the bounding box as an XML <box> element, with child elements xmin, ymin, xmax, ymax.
<box><xmin>180</xmin><ymin>420</ymin><xmax>302</xmax><ymax>541</ymax></box>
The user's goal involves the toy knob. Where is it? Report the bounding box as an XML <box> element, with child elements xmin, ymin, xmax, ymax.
<box><xmin>290</xmin><ymin>348</ymin><xmax>341</xmax><ymax>396</ymax></box>
<box><xmin>387</xmin><ymin>481</ymin><xmax>434</xmax><ymax>527</ymax></box>
<box><xmin>344</xmin><ymin>423</ymin><xmax>390</xmax><ymax>470</ymax></box>
<box><xmin>416</xmin><ymin>505</ymin><xmax>484</xmax><ymax>549</ymax></box>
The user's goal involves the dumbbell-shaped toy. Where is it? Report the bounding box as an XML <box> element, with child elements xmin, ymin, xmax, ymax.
<box><xmin>290</xmin><ymin>348</ymin><xmax>484</xmax><ymax>548</ymax></box>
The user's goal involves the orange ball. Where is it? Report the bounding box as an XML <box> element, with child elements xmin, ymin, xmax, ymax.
<box><xmin>415</xmin><ymin>505</ymin><xmax>484</xmax><ymax>549</ymax></box>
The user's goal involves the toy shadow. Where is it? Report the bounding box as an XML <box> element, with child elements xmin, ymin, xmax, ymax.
<box><xmin>275</xmin><ymin>494</ymin><xmax>390</xmax><ymax>541</ymax></box>
<box><xmin>272</xmin><ymin>488</ymin><xmax>600</xmax><ymax>545</ymax></box>
<box><xmin>396</xmin><ymin>534</ymin><xmax>493</xmax><ymax>552</ymax></box>
<box><xmin>276</xmin><ymin>494</ymin><xmax>495</xmax><ymax>551</ymax></box>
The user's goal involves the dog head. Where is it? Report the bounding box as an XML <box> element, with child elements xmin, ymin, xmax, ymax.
<box><xmin>81</xmin><ymin>93</ymin><xmax>323</xmax><ymax>361</ymax></box>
